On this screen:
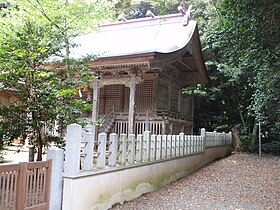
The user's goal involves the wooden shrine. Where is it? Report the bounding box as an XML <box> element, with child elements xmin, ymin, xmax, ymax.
<box><xmin>74</xmin><ymin>12</ymin><xmax>209</xmax><ymax>136</ymax></box>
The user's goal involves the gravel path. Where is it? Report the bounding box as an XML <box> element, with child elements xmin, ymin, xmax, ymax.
<box><xmin>111</xmin><ymin>153</ymin><xmax>280</xmax><ymax>210</ymax></box>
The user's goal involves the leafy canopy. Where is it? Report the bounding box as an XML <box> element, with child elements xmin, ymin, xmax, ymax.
<box><xmin>0</xmin><ymin>0</ymin><xmax>114</xmax><ymax>159</ymax></box>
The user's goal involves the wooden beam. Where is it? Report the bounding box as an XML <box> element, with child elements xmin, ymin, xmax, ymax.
<box><xmin>90</xmin><ymin>55</ymin><xmax>154</xmax><ymax>66</ymax></box>
<box><xmin>178</xmin><ymin>60</ymin><xmax>194</xmax><ymax>72</ymax></box>
<box><xmin>92</xmin><ymin>78</ymin><xmax>100</xmax><ymax>141</ymax></box>
<box><xmin>191</xmin><ymin>93</ymin><xmax>194</xmax><ymax>134</ymax></box>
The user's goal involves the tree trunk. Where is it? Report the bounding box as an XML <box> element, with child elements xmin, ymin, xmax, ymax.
<box><xmin>250</xmin><ymin>122</ymin><xmax>258</xmax><ymax>146</ymax></box>
<box><xmin>29</xmin><ymin>146</ymin><xmax>35</xmax><ymax>162</ymax></box>
<box><xmin>234</xmin><ymin>88</ymin><xmax>246</xmax><ymax>128</ymax></box>
<box><xmin>36</xmin><ymin>130</ymin><xmax>43</xmax><ymax>161</ymax></box>
<box><xmin>232</xmin><ymin>127</ymin><xmax>242</xmax><ymax>151</ymax></box>
<box><xmin>36</xmin><ymin>143</ymin><xmax>42</xmax><ymax>161</ymax></box>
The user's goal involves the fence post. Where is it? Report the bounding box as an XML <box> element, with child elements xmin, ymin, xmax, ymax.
<box><xmin>64</xmin><ymin>124</ymin><xmax>82</xmax><ymax>174</ymax></box>
<box><xmin>84</xmin><ymin>132</ymin><xmax>94</xmax><ymax>170</ymax></box>
<box><xmin>188</xmin><ymin>135</ymin><xmax>191</xmax><ymax>154</ymax></box>
<box><xmin>222</xmin><ymin>132</ymin><xmax>226</xmax><ymax>145</ymax></box>
<box><xmin>179</xmin><ymin>133</ymin><xmax>184</xmax><ymax>155</ymax></box>
<box><xmin>197</xmin><ymin>137</ymin><xmax>200</xmax><ymax>152</ymax></box>
<box><xmin>201</xmin><ymin>128</ymin><xmax>206</xmax><ymax>151</ymax></box>
<box><xmin>197</xmin><ymin>136</ymin><xmax>200</xmax><ymax>152</ymax></box>
<box><xmin>201</xmin><ymin>136</ymin><xmax>204</xmax><ymax>152</ymax></box>
<box><xmin>194</xmin><ymin>136</ymin><xmax>197</xmax><ymax>153</ymax></box>
<box><xmin>171</xmin><ymin>135</ymin><xmax>176</xmax><ymax>157</ymax></box>
<box><xmin>16</xmin><ymin>162</ymin><xmax>27</xmax><ymax>210</ymax></box>
<box><xmin>198</xmin><ymin>136</ymin><xmax>201</xmax><ymax>153</ymax></box>
<box><xmin>166</xmin><ymin>135</ymin><xmax>172</xmax><ymax>158</ymax></box>
<box><xmin>175</xmin><ymin>135</ymin><xmax>179</xmax><ymax>156</ymax></box>
<box><xmin>108</xmin><ymin>133</ymin><xmax>118</xmax><ymax>167</ymax></box>
<box><xmin>97</xmin><ymin>133</ymin><xmax>106</xmax><ymax>168</ymax></box>
<box><xmin>120</xmin><ymin>134</ymin><xmax>127</xmax><ymax>165</ymax></box>
<box><xmin>162</xmin><ymin>135</ymin><xmax>167</xmax><ymax>159</ymax></box>
<box><xmin>136</xmin><ymin>134</ymin><xmax>143</xmax><ymax>162</ymax></box>
<box><xmin>175</xmin><ymin>135</ymin><xmax>180</xmax><ymax>156</ymax></box>
<box><xmin>143</xmin><ymin>131</ymin><xmax>151</xmax><ymax>162</ymax></box>
<box><xmin>199</xmin><ymin>137</ymin><xmax>202</xmax><ymax>152</ymax></box>
<box><xmin>47</xmin><ymin>148</ymin><xmax>64</xmax><ymax>210</ymax></box>
<box><xmin>150</xmin><ymin>134</ymin><xmax>156</xmax><ymax>161</ymax></box>
<box><xmin>229</xmin><ymin>131</ymin><xmax>232</xmax><ymax>145</ymax></box>
<box><xmin>214</xmin><ymin>131</ymin><xmax>217</xmax><ymax>147</ymax></box>
<box><xmin>128</xmin><ymin>134</ymin><xmax>136</xmax><ymax>164</ymax></box>
<box><xmin>186</xmin><ymin>135</ymin><xmax>190</xmax><ymax>155</ymax></box>
<box><xmin>156</xmin><ymin>135</ymin><xmax>162</xmax><ymax>160</ymax></box>
<box><xmin>191</xmin><ymin>135</ymin><xmax>194</xmax><ymax>154</ymax></box>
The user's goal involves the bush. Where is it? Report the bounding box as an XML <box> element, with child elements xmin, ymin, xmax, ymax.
<box><xmin>262</xmin><ymin>141</ymin><xmax>280</xmax><ymax>156</ymax></box>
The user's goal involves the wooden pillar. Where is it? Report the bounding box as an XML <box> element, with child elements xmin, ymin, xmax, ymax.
<box><xmin>178</xmin><ymin>90</ymin><xmax>182</xmax><ymax>112</ymax></box>
<box><xmin>191</xmin><ymin>89</ymin><xmax>194</xmax><ymax>134</ymax></box>
<box><xmin>128</xmin><ymin>75</ymin><xmax>136</xmax><ymax>134</ymax></box>
<box><xmin>92</xmin><ymin>78</ymin><xmax>100</xmax><ymax>140</ymax></box>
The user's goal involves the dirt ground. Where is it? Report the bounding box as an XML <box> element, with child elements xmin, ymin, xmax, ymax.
<box><xmin>111</xmin><ymin>153</ymin><xmax>280</xmax><ymax>210</ymax></box>
<box><xmin>0</xmin><ymin>145</ymin><xmax>46</xmax><ymax>163</ymax></box>
<box><xmin>1</xmin><ymin>149</ymin><xmax>279</xmax><ymax>210</ymax></box>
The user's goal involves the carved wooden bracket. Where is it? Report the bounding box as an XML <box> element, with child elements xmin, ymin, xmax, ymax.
<box><xmin>99</xmin><ymin>76</ymin><xmax>143</xmax><ymax>87</ymax></box>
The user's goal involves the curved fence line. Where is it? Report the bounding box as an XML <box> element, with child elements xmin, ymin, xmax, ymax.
<box><xmin>64</xmin><ymin>124</ymin><xmax>232</xmax><ymax>174</ymax></box>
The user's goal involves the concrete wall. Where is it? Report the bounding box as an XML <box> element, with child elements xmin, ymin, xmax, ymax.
<box><xmin>62</xmin><ymin>145</ymin><xmax>231</xmax><ymax>210</ymax></box>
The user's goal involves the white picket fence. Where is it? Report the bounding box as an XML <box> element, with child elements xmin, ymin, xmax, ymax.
<box><xmin>63</xmin><ymin>124</ymin><xmax>232</xmax><ymax>174</ymax></box>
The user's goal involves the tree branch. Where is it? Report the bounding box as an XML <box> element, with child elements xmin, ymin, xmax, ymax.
<box><xmin>26</xmin><ymin>0</ymin><xmax>61</xmax><ymax>31</ymax></box>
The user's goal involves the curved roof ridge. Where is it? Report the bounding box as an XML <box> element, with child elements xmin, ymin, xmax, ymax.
<box><xmin>100</xmin><ymin>13</ymin><xmax>184</xmax><ymax>28</ymax></box>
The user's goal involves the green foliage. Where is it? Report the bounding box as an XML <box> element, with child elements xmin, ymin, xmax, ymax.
<box><xmin>183</xmin><ymin>84</ymin><xmax>207</xmax><ymax>97</ymax></box>
<box><xmin>263</xmin><ymin>141</ymin><xmax>280</xmax><ymax>156</ymax></box>
<box><xmin>0</xmin><ymin>0</ymin><xmax>114</xmax><ymax>160</ymax></box>
<box><xmin>201</xmin><ymin>0</ymin><xmax>280</xmax><ymax>154</ymax></box>
<box><xmin>115</xmin><ymin>0</ymin><xmax>179</xmax><ymax>19</ymax></box>
<box><xmin>120</xmin><ymin>0</ymin><xmax>279</xmax><ymax>155</ymax></box>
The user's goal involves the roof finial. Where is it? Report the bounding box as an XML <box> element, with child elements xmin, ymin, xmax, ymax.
<box><xmin>178</xmin><ymin>0</ymin><xmax>187</xmax><ymax>15</ymax></box>
<box><xmin>178</xmin><ymin>1</ymin><xmax>193</xmax><ymax>26</ymax></box>
<box><xmin>146</xmin><ymin>10</ymin><xmax>156</xmax><ymax>18</ymax></box>
<box><xmin>118</xmin><ymin>14</ymin><xmax>127</xmax><ymax>22</ymax></box>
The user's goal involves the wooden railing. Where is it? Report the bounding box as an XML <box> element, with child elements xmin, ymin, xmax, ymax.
<box><xmin>99</xmin><ymin>109</ymin><xmax>115</xmax><ymax>133</ymax></box>
<box><xmin>110</xmin><ymin>110</ymin><xmax>192</xmax><ymax>135</ymax></box>
<box><xmin>113</xmin><ymin>110</ymin><xmax>192</xmax><ymax>121</ymax></box>
<box><xmin>0</xmin><ymin>160</ymin><xmax>52</xmax><ymax>210</ymax></box>
<box><xmin>115</xmin><ymin>120</ymin><xmax>164</xmax><ymax>135</ymax></box>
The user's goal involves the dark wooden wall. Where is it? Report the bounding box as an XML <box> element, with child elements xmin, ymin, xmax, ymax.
<box><xmin>155</xmin><ymin>72</ymin><xmax>180</xmax><ymax>113</ymax></box>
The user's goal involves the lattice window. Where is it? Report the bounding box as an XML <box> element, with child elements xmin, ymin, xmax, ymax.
<box><xmin>124</xmin><ymin>87</ymin><xmax>130</xmax><ymax>112</ymax></box>
<box><xmin>136</xmin><ymin>80</ymin><xmax>154</xmax><ymax>112</ymax></box>
<box><xmin>99</xmin><ymin>88</ymin><xmax>105</xmax><ymax>114</ymax></box>
<box><xmin>123</xmin><ymin>79</ymin><xmax>154</xmax><ymax>113</ymax></box>
<box><xmin>98</xmin><ymin>85</ymin><xmax>122</xmax><ymax>114</ymax></box>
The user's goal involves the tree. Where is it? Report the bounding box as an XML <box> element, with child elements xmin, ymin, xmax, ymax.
<box><xmin>0</xmin><ymin>0</ymin><xmax>114</xmax><ymax>160</ymax></box>
<box><xmin>202</xmin><ymin>0</ymin><xmax>280</xmax><ymax>152</ymax></box>
<box><xmin>115</xmin><ymin>0</ymin><xmax>280</xmax><ymax>154</ymax></box>
<box><xmin>114</xmin><ymin>0</ymin><xmax>180</xmax><ymax>19</ymax></box>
